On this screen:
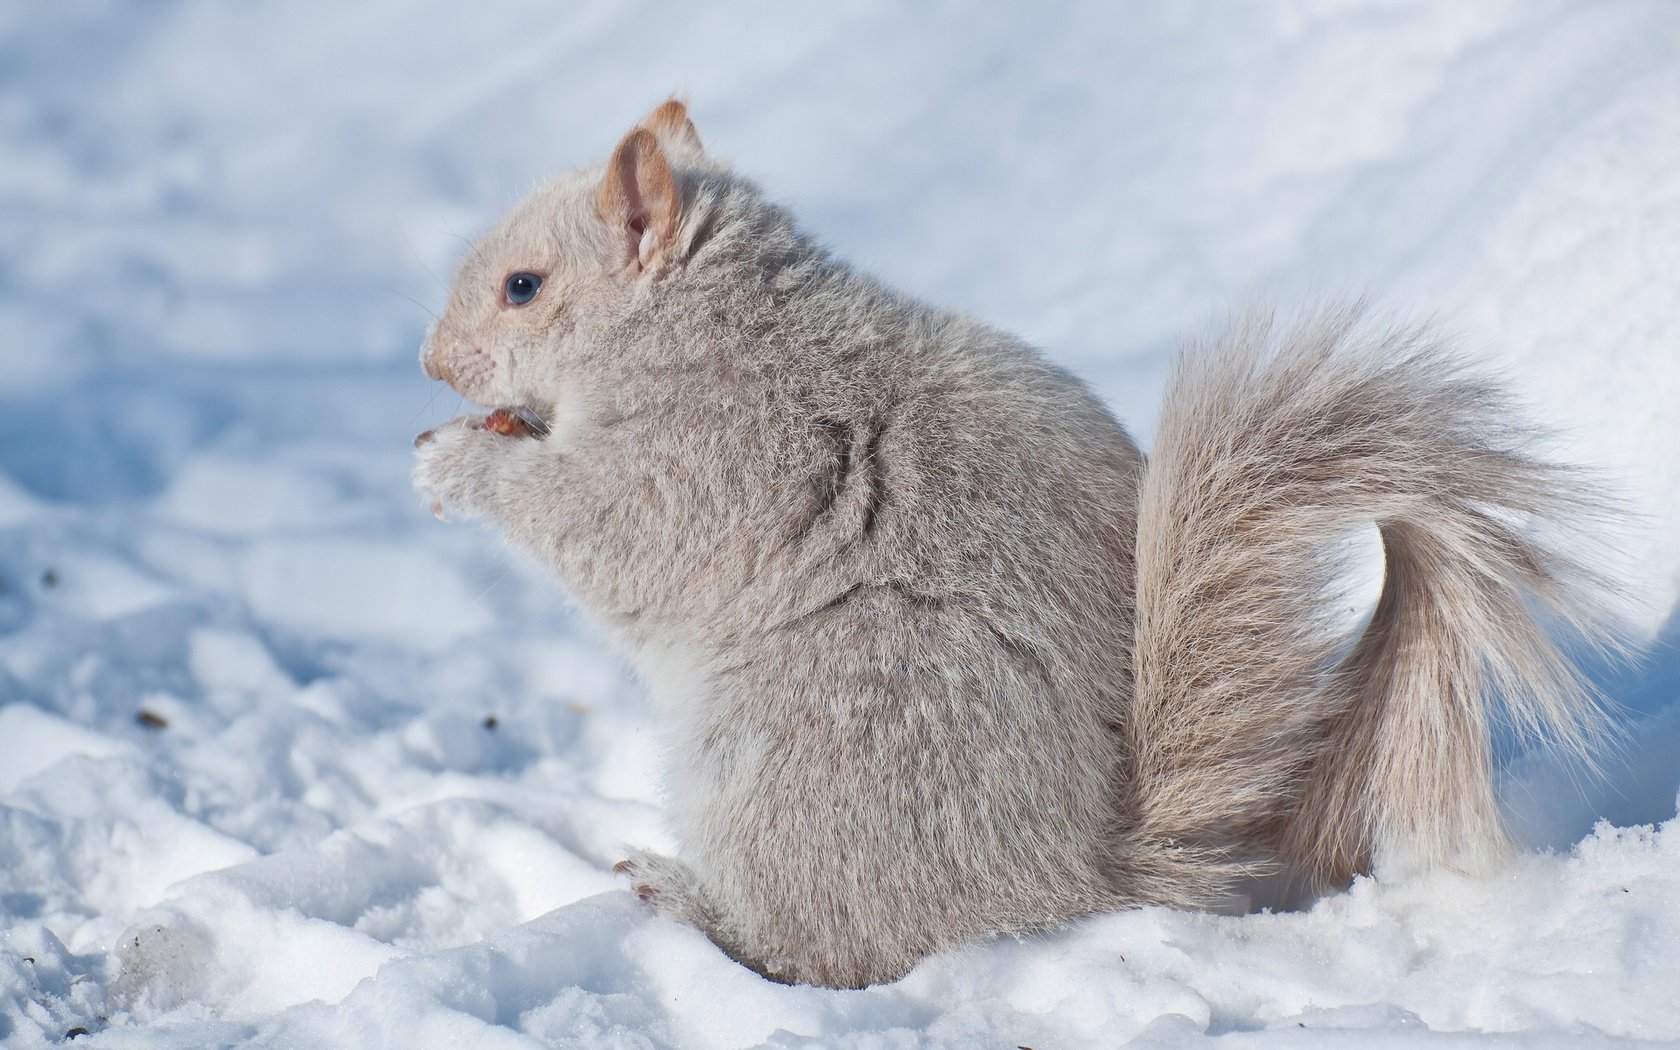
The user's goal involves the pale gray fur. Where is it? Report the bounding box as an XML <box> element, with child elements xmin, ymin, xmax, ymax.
<box><xmin>412</xmin><ymin>103</ymin><xmax>1619</xmax><ymax>988</ymax></box>
<box><xmin>1132</xmin><ymin>309</ymin><xmax>1622</xmax><ymax>887</ymax></box>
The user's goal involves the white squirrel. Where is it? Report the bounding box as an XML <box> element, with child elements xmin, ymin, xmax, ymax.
<box><xmin>413</xmin><ymin>100</ymin><xmax>1619</xmax><ymax>989</ymax></box>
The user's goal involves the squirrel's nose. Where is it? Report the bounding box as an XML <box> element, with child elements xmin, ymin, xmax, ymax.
<box><xmin>419</xmin><ymin>321</ymin><xmax>445</xmax><ymax>381</ymax></box>
<box><xmin>420</xmin><ymin>340</ymin><xmax>451</xmax><ymax>383</ymax></box>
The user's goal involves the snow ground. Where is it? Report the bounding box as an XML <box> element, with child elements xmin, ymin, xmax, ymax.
<box><xmin>1</xmin><ymin>1</ymin><xmax>1677</xmax><ymax>1046</ymax></box>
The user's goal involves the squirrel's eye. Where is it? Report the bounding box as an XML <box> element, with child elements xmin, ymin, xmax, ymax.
<box><xmin>504</xmin><ymin>272</ymin><xmax>542</xmax><ymax>306</ymax></box>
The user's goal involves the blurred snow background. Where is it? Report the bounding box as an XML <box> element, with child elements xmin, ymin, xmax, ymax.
<box><xmin>1</xmin><ymin>1</ymin><xmax>1677</xmax><ymax>1046</ymax></box>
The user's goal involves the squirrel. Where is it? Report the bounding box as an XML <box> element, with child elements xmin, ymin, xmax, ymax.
<box><xmin>412</xmin><ymin>100</ymin><xmax>1620</xmax><ymax>989</ymax></box>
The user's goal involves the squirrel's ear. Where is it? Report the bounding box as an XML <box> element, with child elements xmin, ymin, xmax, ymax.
<box><xmin>640</xmin><ymin>98</ymin><xmax>704</xmax><ymax>156</ymax></box>
<box><xmin>596</xmin><ymin>127</ymin><xmax>679</xmax><ymax>272</ymax></box>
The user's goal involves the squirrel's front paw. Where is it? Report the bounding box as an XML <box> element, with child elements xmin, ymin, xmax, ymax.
<box><xmin>412</xmin><ymin>416</ymin><xmax>501</xmax><ymax>519</ymax></box>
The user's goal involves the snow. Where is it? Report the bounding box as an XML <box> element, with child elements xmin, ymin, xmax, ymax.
<box><xmin>0</xmin><ymin>706</ymin><xmax>129</xmax><ymax>796</ymax></box>
<box><xmin>2</xmin><ymin>1</ymin><xmax>1677</xmax><ymax>1046</ymax></box>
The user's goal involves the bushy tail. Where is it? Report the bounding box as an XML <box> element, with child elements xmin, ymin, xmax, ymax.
<box><xmin>1126</xmin><ymin>306</ymin><xmax>1621</xmax><ymax>887</ymax></box>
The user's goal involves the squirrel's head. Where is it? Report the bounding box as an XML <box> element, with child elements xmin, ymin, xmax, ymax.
<box><xmin>420</xmin><ymin>99</ymin><xmax>714</xmax><ymax>412</ymax></box>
